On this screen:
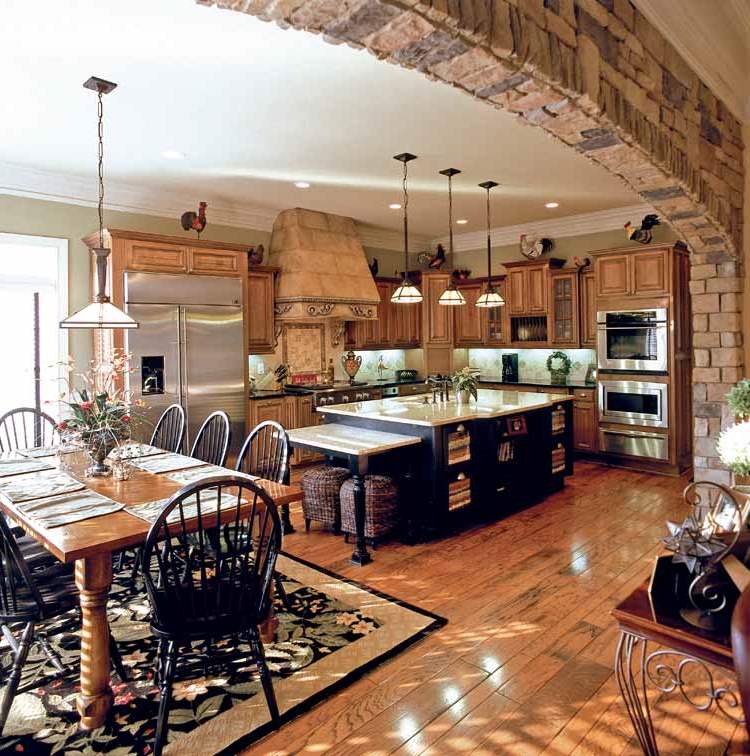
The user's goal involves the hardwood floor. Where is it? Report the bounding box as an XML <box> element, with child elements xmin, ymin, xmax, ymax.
<box><xmin>243</xmin><ymin>462</ymin><xmax>745</xmax><ymax>755</ymax></box>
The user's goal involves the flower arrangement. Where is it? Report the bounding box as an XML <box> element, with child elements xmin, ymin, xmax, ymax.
<box><xmin>58</xmin><ymin>349</ymin><xmax>145</xmax><ymax>475</ymax></box>
<box><xmin>452</xmin><ymin>367</ymin><xmax>478</xmax><ymax>402</ymax></box>
<box><xmin>717</xmin><ymin>421</ymin><xmax>750</xmax><ymax>477</ymax></box>
<box><xmin>727</xmin><ymin>379</ymin><xmax>750</xmax><ymax>421</ymax></box>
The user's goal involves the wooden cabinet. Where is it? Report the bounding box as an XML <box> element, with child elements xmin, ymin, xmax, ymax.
<box><xmin>549</xmin><ymin>270</ymin><xmax>579</xmax><ymax>346</ymax></box>
<box><xmin>579</xmin><ymin>269</ymin><xmax>596</xmax><ymax>347</ymax></box>
<box><xmin>508</xmin><ymin>269</ymin><xmax>527</xmax><ymax>316</ymax></box>
<box><xmin>346</xmin><ymin>278</ymin><xmax>420</xmax><ymax>349</ymax></box>
<box><xmin>422</xmin><ymin>272</ymin><xmax>454</xmax><ymax>346</ymax></box>
<box><xmin>483</xmin><ymin>279</ymin><xmax>509</xmax><ymax>346</ymax></box>
<box><xmin>188</xmin><ymin>248</ymin><xmax>242</xmax><ymax>276</ymax></box>
<box><xmin>289</xmin><ymin>395</ymin><xmax>323</xmax><ymax>465</ymax></box>
<box><xmin>453</xmin><ymin>283</ymin><xmax>484</xmax><ymax>346</ymax></box>
<box><xmin>246</xmin><ymin>269</ymin><xmax>277</xmax><ymax>354</ymax></box>
<box><xmin>504</xmin><ymin>260</ymin><xmax>563</xmax><ymax>315</ymax></box>
<box><xmin>572</xmin><ymin>388</ymin><xmax>597</xmax><ymax>453</ymax></box>
<box><xmin>527</xmin><ymin>266</ymin><xmax>547</xmax><ymax>313</ymax></box>
<box><xmin>595</xmin><ymin>248</ymin><xmax>669</xmax><ymax>298</ymax></box>
<box><xmin>362</xmin><ymin>281</ymin><xmax>393</xmax><ymax>348</ymax></box>
<box><xmin>125</xmin><ymin>240</ymin><xmax>188</xmax><ymax>273</ymax></box>
<box><xmin>392</xmin><ymin>298</ymin><xmax>421</xmax><ymax>347</ymax></box>
<box><xmin>248</xmin><ymin>396</ymin><xmax>289</xmax><ymax>427</ymax></box>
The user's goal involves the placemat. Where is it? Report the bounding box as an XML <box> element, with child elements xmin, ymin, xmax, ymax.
<box><xmin>125</xmin><ymin>491</ymin><xmax>239</xmax><ymax>525</ymax></box>
<box><xmin>16</xmin><ymin>489</ymin><xmax>123</xmax><ymax>528</ymax></box>
<box><xmin>166</xmin><ymin>465</ymin><xmax>258</xmax><ymax>486</ymax></box>
<box><xmin>18</xmin><ymin>446</ymin><xmax>59</xmax><ymax>459</ymax></box>
<box><xmin>0</xmin><ymin>457</ymin><xmax>55</xmax><ymax>478</ymax></box>
<box><xmin>0</xmin><ymin>469</ymin><xmax>85</xmax><ymax>504</ymax></box>
<box><xmin>130</xmin><ymin>454</ymin><xmax>206</xmax><ymax>474</ymax></box>
<box><xmin>110</xmin><ymin>443</ymin><xmax>167</xmax><ymax>460</ymax></box>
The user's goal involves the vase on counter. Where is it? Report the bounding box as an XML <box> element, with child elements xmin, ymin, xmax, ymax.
<box><xmin>456</xmin><ymin>389</ymin><xmax>471</xmax><ymax>404</ymax></box>
<box><xmin>82</xmin><ymin>430</ymin><xmax>119</xmax><ymax>477</ymax></box>
<box><xmin>341</xmin><ymin>350</ymin><xmax>362</xmax><ymax>385</ymax></box>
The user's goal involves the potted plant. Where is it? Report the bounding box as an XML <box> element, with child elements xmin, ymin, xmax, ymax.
<box><xmin>546</xmin><ymin>351</ymin><xmax>572</xmax><ymax>386</ymax></box>
<box><xmin>727</xmin><ymin>379</ymin><xmax>750</xmax><ymax>422</ymax></box>
<box><xmin>717</xmin><ymin>420</ymin><xmax>750</xmax><ymax>492</ymax></box>
<box><xmin>452</xmin><ymin>367</ymin><xmax>478</xmax><ymax>404</ymax></box>
<box><xmin>58</xmin><ymin>350</ymin><xmax>144</xmax><ymax>477</ymax></box>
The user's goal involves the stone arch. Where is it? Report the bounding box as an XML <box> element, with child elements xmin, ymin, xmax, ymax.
<box><xmin>199</xmin><ymin>0</ymin><xmax>746</xmax><ymax>482</ymax></box>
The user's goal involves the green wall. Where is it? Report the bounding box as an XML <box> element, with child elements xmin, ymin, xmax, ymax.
<box><xmin>0</xmin><ymin>194</ymin><xmax>271</xmax><ymax>368</ymax></box>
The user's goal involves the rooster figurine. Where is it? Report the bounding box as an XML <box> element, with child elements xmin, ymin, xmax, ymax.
<box><xmin>369</xmin><ymin>257</ymin><xmax>379</xmax><ymax>277</ymax></box>
<box><xmin>427</xmin><ymin>243</ymin><xmax>446</xmax><ymax>270</ymax></box>
<box><xmin>625</xmin><ymin>214</ymin><xmax>660</xmax><ymax>244</ymax></box>
<box><xmin>180</xmin><ymin>201</ymin><xmax>208</xmax><ymax>237</ymax></box>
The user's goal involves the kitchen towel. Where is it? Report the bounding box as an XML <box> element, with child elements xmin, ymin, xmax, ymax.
<box><xmin>16</xmin><ymin>489</ymin><xmax>123</xmax><ymax>529</ymax></box>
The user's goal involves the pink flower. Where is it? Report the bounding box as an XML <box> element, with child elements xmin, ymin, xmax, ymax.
<box><xmin>57</xmin><ymin>421</ymin><xmax>68</xmax><ymax>431</ymax></box>
<box><xmin>80</xmin><ymin>401</ymin><xmax>93</xmax><ymax>411</ymax></box>
<box><xmin>122</xmin><ymin>415</ymin><xmax>131</xmax><ymax>423</ymax></box>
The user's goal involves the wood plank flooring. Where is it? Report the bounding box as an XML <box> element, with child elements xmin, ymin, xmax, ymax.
<box><xmin>242</xmin><ymin>462</ymin><xmax>746</xmax><ymax>755</ymax></box>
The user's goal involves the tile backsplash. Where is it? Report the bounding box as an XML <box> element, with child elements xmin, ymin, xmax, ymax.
<box><xmin>468</xmin><ymin>348</ymin><xmax>596</xmax><ymax>383</ymax></box>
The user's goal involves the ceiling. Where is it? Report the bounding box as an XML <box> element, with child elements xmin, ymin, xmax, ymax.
<box><xmin>633</xmin><ymin>0</ymin><xmax>750</xmax><ymax>123</ymax></box>
<box><xmin>0</xmin><ymin>0</ymin><xmax>640</xmax><ymax>242</ymax></box>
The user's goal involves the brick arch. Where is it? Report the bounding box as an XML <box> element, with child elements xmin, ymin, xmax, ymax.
<box><xmin>200</xmin><ymin>0</ymin><xmax>745</xmax><ymax>482</ymax></box>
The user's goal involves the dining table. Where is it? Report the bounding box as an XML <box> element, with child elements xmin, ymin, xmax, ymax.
<box><xmin>0</xmin><ymin>445</ymin><xmax>302</xmax><ymax>731</ymax></box>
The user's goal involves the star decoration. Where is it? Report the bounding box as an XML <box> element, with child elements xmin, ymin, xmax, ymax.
<box><xmin>662</xmin><ymin>516</ymin><xmax>726</xmax><ymax>574</ymax></box>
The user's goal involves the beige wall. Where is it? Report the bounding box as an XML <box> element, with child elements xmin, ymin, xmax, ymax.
<box><xmin>746</xmin><ymin>123</ymin><xmax>750</xmax><ymax>378</ymax></box>
<box><xmin>453</xmin><ymin>224</ymin><xmax>679</xmax><ymax>277</ymax></box>
<box><xmin>0</xmin><ymin>194</ymin><xmax>272</xmax><ymax>369</ymax></box>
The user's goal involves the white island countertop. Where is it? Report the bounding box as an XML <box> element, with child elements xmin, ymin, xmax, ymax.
<box><xmin>317</xmin><ymin>388</ymin><xmax>572</xmax><ymax>427</ymax></box>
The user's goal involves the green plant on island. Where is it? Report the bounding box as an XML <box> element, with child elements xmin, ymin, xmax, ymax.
<box><xmin>452</xmin><ymin>367</ymin><xmax>478</xmax><ymax>401</ymax></box>
<box><xmin>727</xmin><ymin>379</ymin><xmax>750</xmax><ymax>420</ymax></box>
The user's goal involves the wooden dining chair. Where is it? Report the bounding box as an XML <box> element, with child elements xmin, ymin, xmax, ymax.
<box><xmin>149</xmin><ymin>404</ymin><xmax>186</xmax><ymax>453</ymax></box>
<box><xmin>0</xmin><ymin>516</ymin><xmax>127</xmax><ymax>733</ymax></box>
<box><xmin>0</xmin><ymin>407</ymin><xmax>58</xmax><ymax>453</ymax></box>
<box><xmin>141</xmin><ymin>476</ymin><xmax>281</xmax><ymax>755</ymax></box>
<box><xmin>190</xmin><ymin>410</ymin><xmax>231</xmax><ymax>467</ymax></box>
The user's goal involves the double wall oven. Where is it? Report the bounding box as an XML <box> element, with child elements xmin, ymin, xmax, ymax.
<box><xmin>596</xmin><ymin>307</ymin><xmax>670</xmax><ymax>462</ymax></box>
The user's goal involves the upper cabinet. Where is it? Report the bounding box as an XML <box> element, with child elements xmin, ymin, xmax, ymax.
<box><xmin>188</xmin><ymin>248</ymin><xmax>243</xmax><ymax>276</ymax></box>
<box><xmin>246</xmin><ymin>268</ymin><xmax>278</xmax><ymax>354</ymax></box>
<box><xmin>504</xmin><ymin>259</ymin><xmax>564</xmax><ymax>315</ymax></box>
<box><xmin>549</xmin><ymin>269</ymin><xmax>579</xmax><ymax>346</ymax></box>
<box><xmin>361</xmin><ymin>281</ymin><xmax>394</xmax><ymax>348</ymax></box>
<box><xmin>579</xmin><ymin>268</ymin><xmax>596</xmax><ymax>347</ymax></box>
<box><xmin>453</xmin><ymin>279</ymin><xmax>509</xmax><ymax>347</ymax></box>
<box><xmin>125</xmin><ymin>240</ymin><xmax>189</xmax><ymax>273</ymax></box>
<box><xmin>422</xmin><ymin>272</ymin><xmax>454</xmax><ymax>346</ymax></box>
<box><xmin>595</xmin><ymin>247</ymin><xmax>669</xmax><ymax>298</ymax></box>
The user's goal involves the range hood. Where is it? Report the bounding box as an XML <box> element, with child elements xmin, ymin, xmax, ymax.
<box><xmin>268</xmin><ymin>208</ymin><xmax>379</xmax><ymax>320</ymax></box>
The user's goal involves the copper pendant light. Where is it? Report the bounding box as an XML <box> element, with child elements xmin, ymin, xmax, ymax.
<box><xmin>60</xmin><ymin>77</ymin><xmax>138</xmax><ymax>330</ymax></box>
<box><xmin>438</xmin><ymin>168</ymin><xmax>466</xmax><ymax>306</ymax></box>
<box><xmin>475</xmin><ymin>180</ymin><xmax>505</xmax><ymax>309</ymax></box>
<box><xmin>390</xmin><ymin>153</ymin><xmax>422</xmax><ymax>304</ymax></box>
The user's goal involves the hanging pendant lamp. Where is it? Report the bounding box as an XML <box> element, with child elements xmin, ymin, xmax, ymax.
<box><xmin>438</xmin><ymin>168</ymin><xmax>466</xmax><ymax>306</ymax></box>
<box><xmin>475</xmin><ymin>180</ymin><xmax>505</xmax><ymax>309</ymax></box>
<box><xmin>60</xmin><ymin>77</ymin><xmax>138</xmax><ymax>330</ymax></box>
<box><xmin>390</xmin><ymin>153</ymin><xmax>422</xmax><ymax>304</ymax></box>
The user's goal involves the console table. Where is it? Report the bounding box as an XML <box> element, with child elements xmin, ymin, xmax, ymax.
<box><xmin>612</xmin><ymin>581</ymin><xmax>744</xmax><ymax>754</ymax></box>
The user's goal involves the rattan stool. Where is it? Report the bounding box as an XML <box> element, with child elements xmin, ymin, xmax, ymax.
<box><xmin>301</xmin><ymin>466</ymin><xmax>351</xmax><ymax>532</ymax></box>
<box><xmin>340</xmin><ymin>474</ymin><xmax>399</xmax><ymax>545</ymax></box>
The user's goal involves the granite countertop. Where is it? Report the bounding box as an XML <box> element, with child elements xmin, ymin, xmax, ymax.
<box><xmin>249</xmin><ymin>378</ymin><xmax>424</xmax><ymax>399</ymax></box>
<box><xmin>317</xmin><ymin>388</ymin><xmax>572</xmax><ymax>427</ymax></box>
<box><xmin>287</xmin><ymin>423</ymin><xmax>422</xmax><ymax>456</ymax></box>
<box><xmin>247</xmin><ymin>389</ymin><xmax>288</xmax><ymax>400</ymax></box>
<box><xmin>479</xmin><ymin>377</ymin><xmax>595</xmax><ymax>390</ymax></box>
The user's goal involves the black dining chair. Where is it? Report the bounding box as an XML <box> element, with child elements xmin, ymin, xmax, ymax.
<box><xmin>0</xmin><ymin>516</ymin><xmax>127</xmax><ymax>733</ymax></box>
<box><xmin>236</xmin><ymin>421</ymin><xmax>291</xmax><ymax>606</ymax></box>
<box><xmin>190</xmin><ymin>410</ymin><xmax>231</xmax><ymax>467</ymax></box>
<box><xmin>149</xmin><ymin>404</ymin><xmax>186</xmax><ymax>453</ymax></box>
<box><xmin>141</xmin><ymin>476</ymin><xmax>281</xmax><ymax>755</ymax></box>
<box><xmin>0</xmin><ymin>407</ymin><xmax>58</xmax><ymax>453</ymax></box>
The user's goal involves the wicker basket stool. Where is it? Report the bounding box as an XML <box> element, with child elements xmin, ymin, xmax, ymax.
<box><xmin>301</xmin><ymin>466</ymin><xmax>351</xmax><ymax>533</ymax></box>
<box><xmin>340</xmin><ymin>474</ymin><xmax>399</xmax><ymax>545</ymax></box>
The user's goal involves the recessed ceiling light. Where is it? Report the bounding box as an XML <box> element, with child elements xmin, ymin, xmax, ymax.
<box><xmin>294</xmin><ymin>181</ymin><xmax>311</xmax><ymax>189</ymax></box>
<box><xmin>389</xmin><ymin>203</ymin><xmax>401</xmax><ymax>210</ymax></box>
<box><xmin>545</xmin><ymin>202</ymin><xmax>559</xmax><ymax>208</ymax></box>
<box><xmin>161</xmin><ymin>150</ymin><xmax>185</xmax><ymax>160</ymax></box>
<box><xmin>456</xmin><ymin>219</ymin><xmax>469</xmax><ymax>225</ymax></box>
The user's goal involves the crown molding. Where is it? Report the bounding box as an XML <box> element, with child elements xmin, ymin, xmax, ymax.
<box><xmin>0</xmin><ymin>161</ymin><xmax>278</xmax><ymax>232</ymax></box>
<box><xmin>431</xmin><ymin>203</ymin><xmax>656</xmax><ymax>252</ymax></box>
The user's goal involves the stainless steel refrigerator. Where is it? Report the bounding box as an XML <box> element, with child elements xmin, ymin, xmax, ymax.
<box><xmin>124</xmin><ymin>272</ymin><xmax>245</xmax><ymax>456</ymax></box>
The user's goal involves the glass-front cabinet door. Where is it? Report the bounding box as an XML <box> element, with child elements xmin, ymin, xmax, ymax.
<box><xmin>483</xmin><ymin>280</ymin><xmax>509</xmax><ymax>345</ymax></box>
<box><xmin>550</xmin><ymin>271</ymin><xmax>578</xmax><ymax>345</ymax></box>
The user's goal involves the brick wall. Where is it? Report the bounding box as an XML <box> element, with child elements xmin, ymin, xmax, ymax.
<box><xmin>198</xmin><ymin>0</ymin><xmax>746</xmax><ymax>483</ymax></box>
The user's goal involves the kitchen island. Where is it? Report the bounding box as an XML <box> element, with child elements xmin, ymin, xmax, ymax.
<box><xmin>316</xmin><ymin>388</ymin><xmax>574</xmax><ymax>532</ymax></box>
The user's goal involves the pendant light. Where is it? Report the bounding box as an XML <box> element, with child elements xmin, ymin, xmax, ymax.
<box><xmin>438</xmin><ymin>168</ymin><xmax>466</xmax><ymax>306</ymax></box>
<box><xmin>475</xmin><ymin>180</ymin><xmax>505</xmax><ymax>309</ymax></box>
<box><xmin>60</xmin><ymin>77</ymin><xmax>138</xmax><ymax>330</ymax></box>
<box><xmin>390</xmin><ymin>153</ymin><xmax>422</xmax><ymax>304</ymax></box>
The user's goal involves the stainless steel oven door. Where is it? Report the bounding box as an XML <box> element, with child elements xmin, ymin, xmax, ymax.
<box><xmin>596</xmin><ymin>308</ymin><xmax>668</xmax><ymax>372</ymax></box>
<box><xmin>598</xmin><ymin>380</ymin><xmax>668</xmax><ymax>428</ymax></box>
<box><xmin>599</xmin><ymin>428</ymin><xmax>669</xmax><ymax>460</ymax></box>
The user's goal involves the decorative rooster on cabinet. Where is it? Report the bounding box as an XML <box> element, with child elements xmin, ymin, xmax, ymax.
<box><xmin>625</xmin><ymin>213</ymin><xmax>660</xmax><ymax>244</ymax></box>
<box><xmin>180</xmin><ymin>201</ymin><xmax>208</xmax><ymax>237</ymax></box>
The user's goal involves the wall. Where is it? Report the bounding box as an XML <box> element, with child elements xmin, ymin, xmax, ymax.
<box><xmin>0</xmin><ymin>194</ymin><xmax>271</xmax><ymax>370</ymax></box>
<box><xmin>453</xmin><ymin>224</ymin><xmax>677</xmax><ymax>276</ymax></box>
<box><xmin>468</xmin><ymin>347</ymin><xmax>596</xmax><ymax>384</ymax></box>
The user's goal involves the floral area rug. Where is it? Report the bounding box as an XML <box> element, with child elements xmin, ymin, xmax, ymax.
<box><xmin>0</xmin><ymin>554</ymin><xmax>444</xmax><ymax>755</ymax></box>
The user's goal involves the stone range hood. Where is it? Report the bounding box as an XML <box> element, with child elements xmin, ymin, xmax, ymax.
<box><xmin>268</xmin><ymin>208</ymin><xmax>379</xmax><ymax>321</ymax></box>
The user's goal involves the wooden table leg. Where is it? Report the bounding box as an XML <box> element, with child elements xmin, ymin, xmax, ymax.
<box><xmin>75</xmin><ymin>553</ymin><xmax>114</xmax><ymax>730</ymax></box>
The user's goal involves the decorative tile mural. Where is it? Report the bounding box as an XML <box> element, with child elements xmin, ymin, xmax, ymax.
<box><xmin>468</xmin><ymin>348</ymin><xmax>596</xmax><ymax>384</ymax></box>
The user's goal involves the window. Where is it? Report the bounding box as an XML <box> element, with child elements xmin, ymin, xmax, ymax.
<box><xmin>0</xmin><ymin>233</ymin><xmax>68</xmax><ymax>420</ymax></box>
